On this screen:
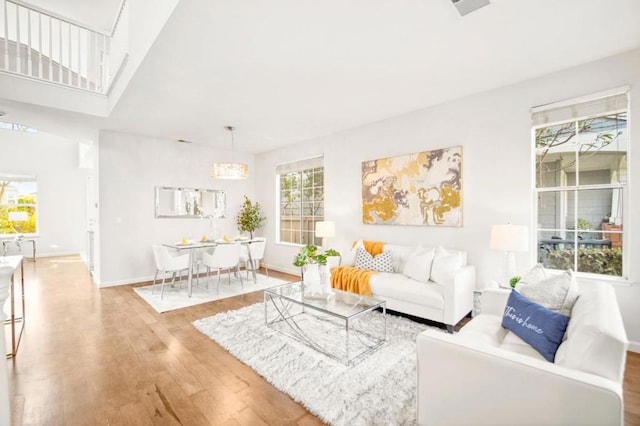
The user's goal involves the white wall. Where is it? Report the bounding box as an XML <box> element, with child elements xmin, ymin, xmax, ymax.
<box><xmin>255</xmin><ymin>48</ymin><xmax>640</xmax><ymax>349</ymax></box>
<box><xmin>0</xmin><ymin>129</ymin><xmax>91</xmax><ymax>257</ymax></box>
<box><xmin>97</xmin><ymin>131</ymin><xmax>256</xmax><ymax>286</ymax></box>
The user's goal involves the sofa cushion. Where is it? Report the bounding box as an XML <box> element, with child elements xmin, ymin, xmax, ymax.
<box><xmin>501</xmin><ymin>290</ymin><xmax>570</xmax><ymax>362</ymax></box>
<box><xmin>516</xmin><ymin>267</ymin><xmax>578</xmax><ymax>315</ymax></box>
<box><xmin>554</xmin><ymin>282</ymin><xmax>629</xmax><ymax>382</ymax></box>
<box><xmin>500</xmin><ymin>331</ymin><xmax>548</xmax><ymax>361</ymax></box>
<box><xmin>343</xmin><ymin>240</ymin><xmax>365</xmax><ymax>266</ymax></box>
<box><xmin>402</xmin><ymin>247</ymin><xmax>435</xmax><ymax>284</ymax></box>
<box><xmin>384</xmin><ymin>244</ymin><xmax>417</xmax><ymax>273</ymax></box>
<box><xmin>458</xmin><ymin>314</ymin><xmax>508</xmax><ymax>346</ymax></box>
<box><xmin>430</xmin><ymin>247</ymin><xmax>463</xmax><ymax>286</ymax></box>
<box><xmin>354</xmin><ymin>247</ymin><xmax>393</xmax><ymax>272</ymax></box>
<box><xmin>369</xmin><ymin>273</ymin><xmax>443</xmax><ymax>309</ymax></box>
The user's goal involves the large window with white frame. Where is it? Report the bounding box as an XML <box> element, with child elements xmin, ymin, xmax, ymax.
<box><xmin>532</xmin><ymin>89</ymin><xmax>628</xmax><ymax>278</ymax></box>
<box><xmin>0</xmin><ymin>175</ymin><xmax>38</xmax><ymax>237</ymax></box>
<box><xmin>277</xmin><ymin>156</ymin><xmax>324</xmax><ymax>245</ymax></box>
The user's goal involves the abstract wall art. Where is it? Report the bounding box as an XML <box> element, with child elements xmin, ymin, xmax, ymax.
<box><xmin>361</xmin><ymin>146</ymin><xmax>463</xmax><ymax>226</ymax></box>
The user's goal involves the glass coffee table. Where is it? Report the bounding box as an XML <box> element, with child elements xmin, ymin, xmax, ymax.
<box><xmin>264</xmin><ymin>282</ymin><xmax>386</xmax><ymax>365</ymax></box>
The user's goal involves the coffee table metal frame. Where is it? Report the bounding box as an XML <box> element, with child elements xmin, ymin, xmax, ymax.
<box><xmin>264</xmin><ymin>282</ymin><xmax>386</xmax><ymax>365</ymax></box>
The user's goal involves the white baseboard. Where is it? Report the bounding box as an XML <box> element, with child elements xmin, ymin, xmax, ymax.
<box><xmin>99</xmin><ymin>275</ymin><xmax>154</xmax><ymax>288</ymax></box>
<box><xmin>627</xmin><ymin>340</ymin><xmax>640</xmax><ymax>354</ymax></box>
<box><xmin>265</xmin><ymin>263</ymin><xmax>301</xmax><ymax>279</ymax></box>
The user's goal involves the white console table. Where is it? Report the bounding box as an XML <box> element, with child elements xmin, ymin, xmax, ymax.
<box><xmin>1</xmin><ymin>238</ymin><xmax>36</xmax><ymax>260</ymax></box>
<box><xmin>1</xmin><ymin>255</ymin><xmax>24</xmax><ymax>358</ymax></box>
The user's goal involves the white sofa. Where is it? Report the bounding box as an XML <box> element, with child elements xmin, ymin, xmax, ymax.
<box><xmin>342</xmin><ymin>243</ymin><xmax>476</xmax><ymax>332</ymax></box>
<box><xmin>416</xmin><ymin>282</ymin><xmax>629</xmax><ymax>425</ymax></box>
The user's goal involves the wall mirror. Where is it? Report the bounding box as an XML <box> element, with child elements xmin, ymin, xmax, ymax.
<box><xmin>155</xmin><ymin>187</ymin><xmax>226</xmax><ymax>218</ymax></box>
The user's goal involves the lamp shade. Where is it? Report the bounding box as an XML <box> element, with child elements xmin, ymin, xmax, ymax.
<box><xmin>315</xmin><ymin>221</ymin><xmax>335</xmax><ymax>238</ymax></box>
<box><xmin>490</xmin><ymin>224</ymin><xmax>529</xmax><ymax>252</ymax></box>
<box><xmin>8</xmin><ymin>211</ymin><xmax>28</xmax><ymax>222</ymax></box>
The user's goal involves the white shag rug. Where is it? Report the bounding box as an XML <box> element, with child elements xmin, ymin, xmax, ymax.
<box><xmin>134</xmin><ymin>274</ymin><xmax>288</xmax><ymax>313</ymax></box>
<box><xmin>193</xmin><ymin>302</ymin><xmax>438</xmax><ymax>425</ymax></box>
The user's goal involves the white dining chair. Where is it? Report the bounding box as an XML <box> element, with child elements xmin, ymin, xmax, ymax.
<box><xmin>239</xmin><ymin>238</ymin><xmax>268</xmax><ymax>283</ymax></box>
<box><xmin>202</xmin><ymin>243</ymin><xmax>243</xmax><ymax>292</ymax></box>
<box><xmin>151</xmin><ymin>245</ymin><xmax>191</xmax><ymax>299</ymax></box>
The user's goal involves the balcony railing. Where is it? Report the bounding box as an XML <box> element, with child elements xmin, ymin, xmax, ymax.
<box><xmin>0</xmin><ymin>0</ymin><xmax>127</xmax><ymax>94</ymax></box>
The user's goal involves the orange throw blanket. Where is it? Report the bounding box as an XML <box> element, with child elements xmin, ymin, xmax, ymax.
<box><xmin>361</xmin><ymin>240</ymin><xmax>385</xmax><ymax>256</ymax></box>
<box><xmin>330</xmin><ymin>240</ymin><xmax>385</xmax><ymax>296</ymax></box>
<box><xmin>330</xmin><ymin>266</ymin><xmax>376</xmax><ymax>296</ymax></box>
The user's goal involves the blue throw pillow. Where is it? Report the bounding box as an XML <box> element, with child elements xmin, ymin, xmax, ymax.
<box><xmin>501</xmin><ymin>290</ymin><xmax>570</xmax><ymax>362</ymax></box>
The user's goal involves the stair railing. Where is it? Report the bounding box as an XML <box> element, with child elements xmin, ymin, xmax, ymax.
<box><xmin>0</xmin><ymin>0</ymin><xmax>128</xmax><ymax>94</ymax></box>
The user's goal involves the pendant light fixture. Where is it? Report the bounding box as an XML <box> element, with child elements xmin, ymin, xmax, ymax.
<box><xmin>210</xmin><ymin>125</ymin><xmax>249</xmax><ymax>179</ymax></box>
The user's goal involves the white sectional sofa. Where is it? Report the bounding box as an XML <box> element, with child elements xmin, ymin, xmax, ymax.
<box><xmin>416</xmin><ymin>282</ymin><xmax>628</xmax><ymax>425</ymax></box>
<box><xmin>343</xmin><ymin>243</ymin><xmax>476</xmax><ymax>332</ymax></box>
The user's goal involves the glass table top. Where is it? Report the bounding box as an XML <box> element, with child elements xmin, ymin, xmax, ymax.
<box><xmin>264</xmin><ymin>281</ymin><xmax>385</xmax><ymax>320</ymax></box>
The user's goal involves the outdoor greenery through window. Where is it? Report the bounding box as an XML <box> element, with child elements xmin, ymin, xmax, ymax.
<box><xmin>533</xmin><ymin>90</ymin><xmax>628</xmax><ymax>278</ymax></box>
<box><xmin>277</xmin><ymin>156</ymin><xmax>324</xmax><ymax>245</ymax></box>
<box><xmin>0</xmin><ymin>176</ymin><xmax>38</xmax><ymax>236</ymax></box>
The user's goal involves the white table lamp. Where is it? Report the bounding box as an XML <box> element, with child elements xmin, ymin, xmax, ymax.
<box><xmin>315</xmin><ymin>221</ymin><xmax>335</xmax><ymax>248</ymax></box>
<box><xmin>490</xmin><ymin>224</ymin><xmax>529</xmax><ymax>287</ymax></box>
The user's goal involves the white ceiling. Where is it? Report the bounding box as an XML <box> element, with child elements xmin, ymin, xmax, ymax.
<box><xmin>20</xmin><ymin>0</ymin><xmax>640</xmax><ymax>153</ymax></box>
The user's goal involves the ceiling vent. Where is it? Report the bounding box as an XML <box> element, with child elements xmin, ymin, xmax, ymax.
<box><xmin>451</xmin><ymin>0</ymin><xmax>490</xmax><ymax>16</ymax></box>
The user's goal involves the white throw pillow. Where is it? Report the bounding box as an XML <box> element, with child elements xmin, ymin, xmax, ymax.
<box><xmin>402</xmin><ymin>247</ymin><xmax>436</xmax><ymax>283</ymax></box>
<box><xmin>516</xmin><ymin>267</ymin><xmax>578</xmax><ymax>316</ymax></box>
<box><xmin>342</xmin><ymin>240</ymin><xmax>364</xmax><ymax>266</ymax></box>
<box><xmin>518</xmin><ymin>263</ymin><xmax>547</xmax><ymax>285</ymax></box>
<box><xmin>430</xmin><ymin>247</ymin><xmax>463</xmax><ymax>286</ymax></box>
<box><xmin>354</xmin><ymin>247</ymin><xmax>394</xmax><ymax>272</ymax></box>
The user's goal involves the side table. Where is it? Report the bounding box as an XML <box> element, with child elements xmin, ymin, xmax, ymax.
<box><xmin>473</xmin><ymin>290</ymin><xmax>482</xmax><ymax>317</ymax></box>
<box><xmin>1</xmin><ymin>255</ymin><xmax>25</xmax><ymax>358</ymax></box>
<box><xmin>1</xmin><ymin>238</ymin><xmax>36</xmax><ymax>260</ymax></box>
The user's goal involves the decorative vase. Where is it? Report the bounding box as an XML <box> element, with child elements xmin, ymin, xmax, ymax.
<box><xmin>303</xmin><ymin>263</ymin><xmax>321</xmax><ymax>292</ymax></box>
<box><xmin>321</xmin><ymin>264</ymin><xmax>332</xmax><ymax>293</ymax></box>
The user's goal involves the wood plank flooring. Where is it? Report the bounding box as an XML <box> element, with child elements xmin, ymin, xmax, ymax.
<box><xmin>6</xmin><ymin>255</ymin><xmax>640</xmax><ymax>425</ymax></box>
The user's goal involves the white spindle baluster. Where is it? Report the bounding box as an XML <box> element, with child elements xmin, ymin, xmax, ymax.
<box><xmin>38</xmin><ymin>12</ymin><xmax>42</xmax><ymax>78</ymax></box>
<box><xmin>58</xmin><ymin>18</ymin><xmax>62</xmax><ymax>83</ymax></box>
<box><xmin>27</xmin><ymin>8</ymin><xmax>32</xmax><ymax>76</ymax></box>
<box><xmin>93</xmin><ymin>31</ymin><xmax>99</xmax><ymax>91</ymax></box>
<box><xmin>15</xmin><ymin>3</ymin><xmax>20</xmax><ymax>74</ymax></box>
<box><xmin>77</xmin><ymin>28</ymin><xmax>81</xmax><ymax>88</ymax></box>
<box><xmin>0</xmin><ymin>0</ymin><xmax>118</xmax><ymax>93</ymax></box>
<box><xmin>3</xmin><ymin>1</ymin><xmax>8</xmax><ymax>71</ymax></box>
<box><xmin>48</xmin><ymin>15</ymin><xmax>52</xmax><ymax>81</ymax></box>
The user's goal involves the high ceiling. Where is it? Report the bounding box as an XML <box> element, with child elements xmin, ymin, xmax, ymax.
<box><xmin>20</xmin><ymin>0</ymin><xmax>640</xmax><ymax>153</ymax></box>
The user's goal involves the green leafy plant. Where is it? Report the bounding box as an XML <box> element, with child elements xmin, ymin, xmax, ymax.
<box><xmin>236</xmin><ymin>195</ymin><xmax>266</xmax><ymax>239</ymax></box>
<box><xmin>324</xmin><ymin>248</ymin><xmax>341</xmax><ymax>257</ymax></box>
<box><xmin>545</xmin><ymin>247</ymin><xmax>622</xmax><ymax>276</ymax></box>
<box><xmin>293</xmin><ymin>244</ymin><xmax>327</xmax><ymax>266</ymax></box>
<box><xmin>509</xmin><ymin>276</ymin><xmax>521</xmax><ymax>288</ymax></box>
<box><xmin>577</xmin><ymin>218</ymin><xmax>591</xmax><ymax>230</ymax></box>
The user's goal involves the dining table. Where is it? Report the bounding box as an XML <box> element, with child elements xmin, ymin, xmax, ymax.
<box><xmin>163</xmin><ymin>239</ymin><xmax>257</xmax><ymax>297</ymax></box>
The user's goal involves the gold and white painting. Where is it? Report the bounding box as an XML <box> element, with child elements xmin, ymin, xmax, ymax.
<box><xmin>361</xmin><ymin>146</ymin><xmax>463</xmax><ymax>226</ymax></box>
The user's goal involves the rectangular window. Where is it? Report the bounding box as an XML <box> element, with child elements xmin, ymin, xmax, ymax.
<box><xmin>532</xmin><ymin>89</ymin><xmax>628</xmax><ymax>278</ymax></box>
<box><xmin>0</xmin><ymin>175</ymin><xmax>38</xmax><ymax>236</ymax></box>
<box><xmin>276</xmin><ymin>156</ymin><xmax>324</xmax><ymax>245</ymax></box>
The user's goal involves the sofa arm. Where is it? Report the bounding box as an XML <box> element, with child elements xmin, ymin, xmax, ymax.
<box><xmin>480</xmin><ymin>288</ymin><xmax>511</xmax><ymax>316</ymax></box>
<box><xmin>442</xmin><ymin>265</ymin><xmax>475</xmax><ymax>328</ymax></box>
<box><xmin>416</xmin><ymin>329</ymin><xmax>624</xmax><ymax>426</ymax></box>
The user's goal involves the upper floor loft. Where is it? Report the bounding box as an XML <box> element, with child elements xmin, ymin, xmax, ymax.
<box><xmin>0</xmin><ymin>0</ymin><xmax>178</xmax><ymax>118</ymax></box>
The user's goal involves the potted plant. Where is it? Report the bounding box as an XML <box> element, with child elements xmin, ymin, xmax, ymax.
<box><xmin>293</xmin><ymin>245</ymin><xmax>326</xmax><ymax>288</ymax></box>
<box><xmin>236</xmin><ymin>195</ymin><xmax>266</xmax><ymax>239</ymax></box>
<box><xmin>323</xmin><ymin>248</ymin><xmax>341</xmax><ymax>269</ymax></box>
<box><xmin>509</xmin><ymin>276</ymin><xmax>521</xmax><ymax>288</ymax></box>
<box><xmin>293</xmin><ymin>244</ymin><xmax>327</xmax><ymax>267</ymax></box>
